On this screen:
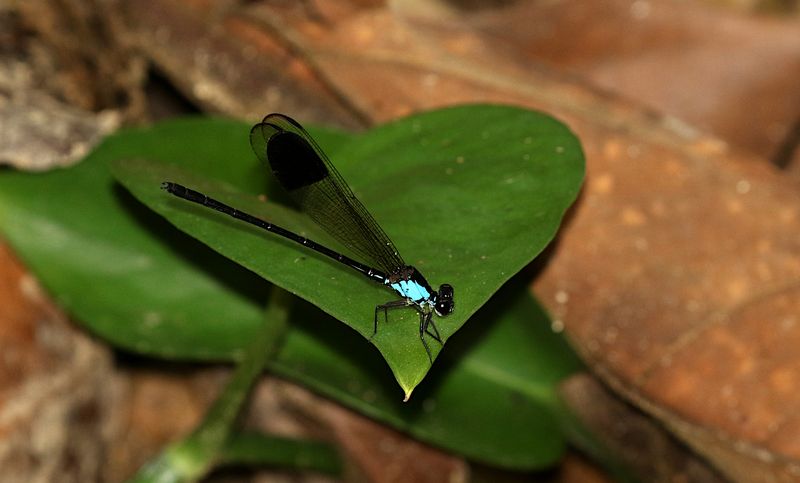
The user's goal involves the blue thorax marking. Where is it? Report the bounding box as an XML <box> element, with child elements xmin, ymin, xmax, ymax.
<box><xmin>385</xmin><ymin>266</ymin><xmax>436</xmax><ymax>304</ymax></box>
<box><xmin>389</xmin><ymin>279</ymin><xmax>431</xmax><ymax>303</ymax></box>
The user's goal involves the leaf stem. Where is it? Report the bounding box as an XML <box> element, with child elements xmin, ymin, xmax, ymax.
<box><xmin>127</xmin><ymin>288</ymin><xmax>295</xmax><ymax>483</ymax></box>
<box><xmin>219</xmin><ymin>432</ymin><xmax>341</xmax><ymax>475</ymax></box>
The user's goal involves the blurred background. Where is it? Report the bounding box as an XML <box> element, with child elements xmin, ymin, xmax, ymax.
<box><xmin>1</xmin><ymin>0</ymin><xmax>800</xmax><ymax>482</ymax></box>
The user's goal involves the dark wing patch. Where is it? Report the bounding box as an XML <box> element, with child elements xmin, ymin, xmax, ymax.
<box><xmin>250</xmin><ymin>113</ymin><xmax>406</xmax><ymax>274</ymax></box>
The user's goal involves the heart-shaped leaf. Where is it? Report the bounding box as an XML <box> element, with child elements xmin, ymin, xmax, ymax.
<box><xmin>0</xmin><ymin>108</ymin><xmax>583</xmax><ymax>468</ymax></box>
<box><xmin>112</xmin><ymin>105</ymin><xmax>584</xmax><ymax>395</ymax></box>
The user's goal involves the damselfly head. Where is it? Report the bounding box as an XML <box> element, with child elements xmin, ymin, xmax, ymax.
<box><xmin>434</xmin><ymin>284</ymin><xmax>454</xmax><ymax>316</ymax></box>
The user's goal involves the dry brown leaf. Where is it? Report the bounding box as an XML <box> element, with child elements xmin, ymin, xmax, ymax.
<box><xmin>559</xmin><ymin>373</ymin><xmax>725</xmax><ymax>481</ymax></box>
<box><xmin>0</xmin><ymin>243</ymin><xmax>114</xmax><ymax>482</ymax></box>
<box><xmin>456</xmin><ymin>0</ymin><xmax>800</xmax><ymax>166</ymax></box>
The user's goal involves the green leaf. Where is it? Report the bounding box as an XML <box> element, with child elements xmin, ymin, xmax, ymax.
<box><xmin>218</xmin><ymin>433</ymin><xmax>341</xmax><ymax>475</ymax></box>
<box><xmin>0</xmin><ymin>105</ymin><xmax>585</xmax><ymax>469</ymax></box>
<box><xmin>0</xmin><ymin>118</ymin><xmax>289</xmax><ymax>359</ymax></box>
<box><xmin>112</xmin><ymin>105</ymin><xmax>584</xmax><ymax>395</ymax></box>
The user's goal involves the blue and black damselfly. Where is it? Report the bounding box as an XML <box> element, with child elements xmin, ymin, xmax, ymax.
<box><xmin>162</xmin><ymin>114</ymin><xmax>454</xmax><ymax>362</ymax></box>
